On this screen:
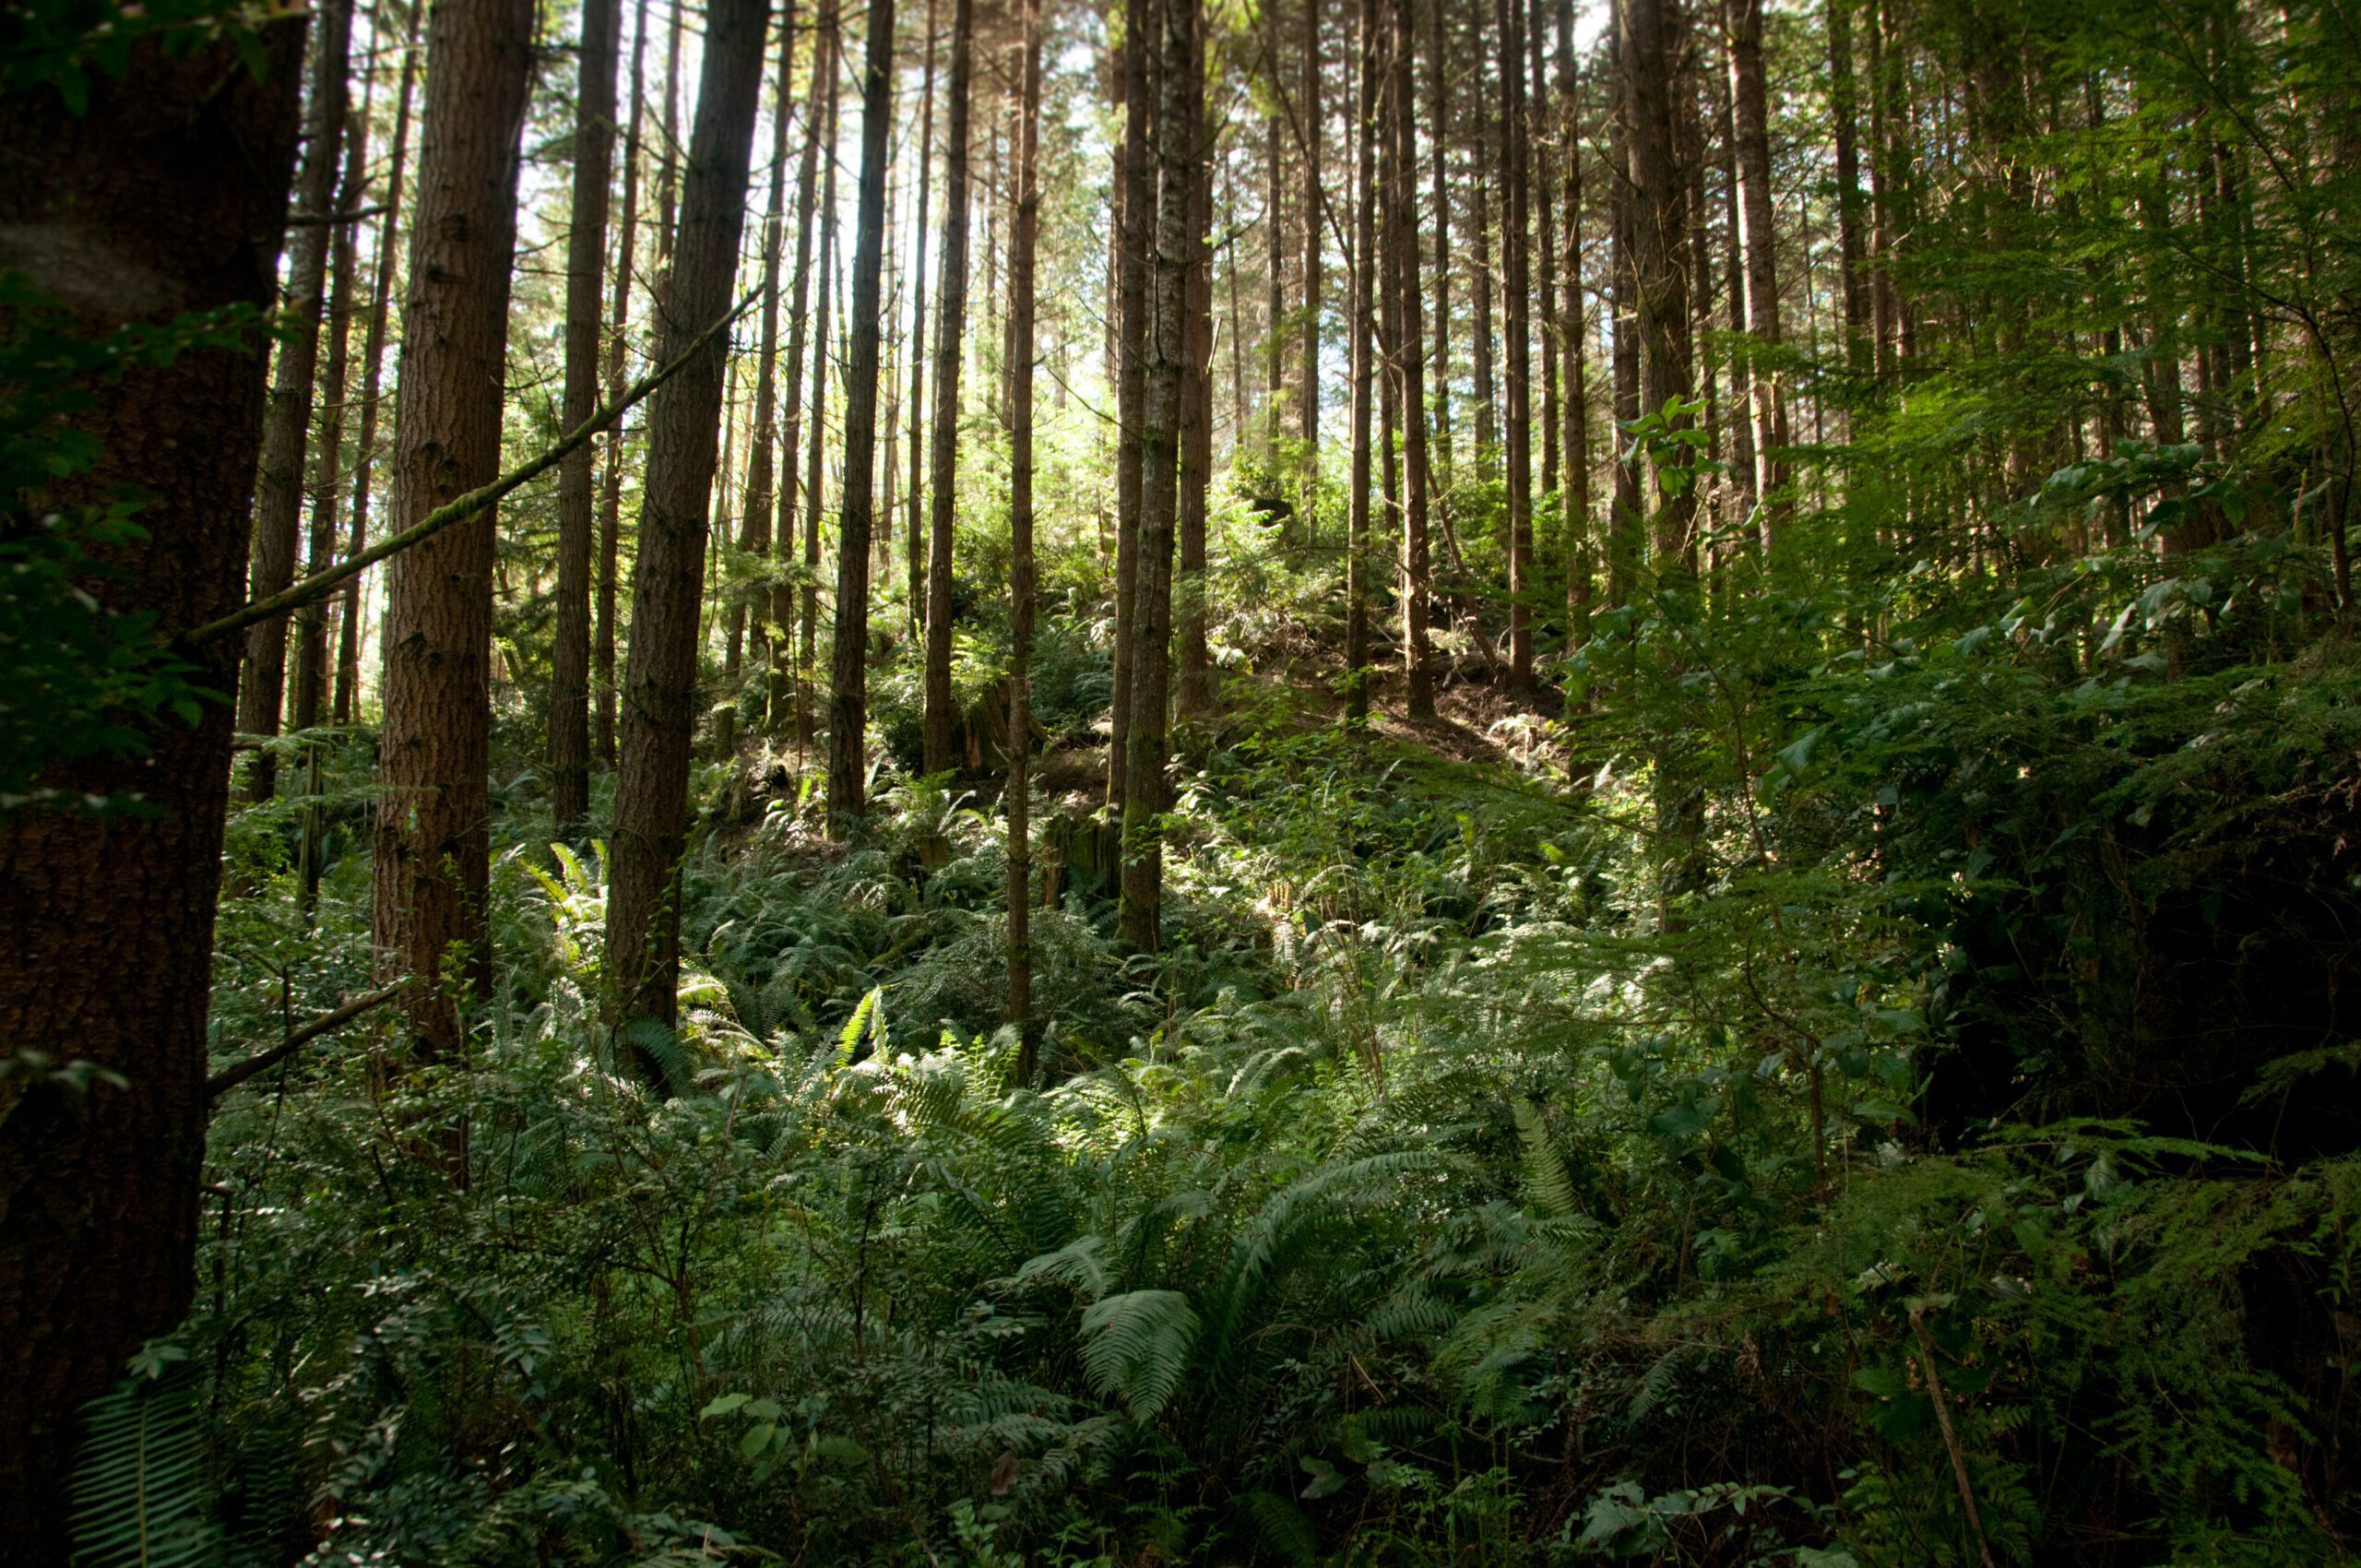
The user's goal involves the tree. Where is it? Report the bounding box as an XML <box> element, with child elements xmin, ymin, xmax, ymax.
<box><xmin>826</xmin><ymin>0</ymin><xmax>902</xmax><ymax>830</ymax></box>
<box><xmin>922</xmin><ymin>0</ymin><xmax>977</xmax><ymax>778</ymax></box>
<box><xmin>1004</xmin><ymin>0</ymin><xmax>1045</xmax><ymax>1069</ymax></box>
<box><xmin>553</xmin><ymin>0</ymin><xmax>623</xmax><ymax>834</ymax></box>
<box><xmin>1722</xmin><ymin>0</ymin><xmax>1787</xmax><ymax>543</ymax></box>
<box><xmin>1556</xmin><ymin>0</ymin><xmax>1591</xmax><ymax>660</ymax></box>
<box><xmin>1498</xmin><ymin>0</ymin><xmax>1534</xmax><ymax>693</ymax></box>
<box><xmin>609</xmin><ymin>0</ymin><xmax>772</xmax><ymax>1026</ymax></box>
<box><xmin>238</xmin><ymin>0</ymin><xmax>352</xmax><ymax>802</ymax></box>
<box><xmin>1107</xmin><ymin>0</ymin><xmax>1157</xmax><ymax>815</ymax></box>
<box><xmin>1117</xmin><ymin>0</ymin><xmax>1202</xmax><ymax>951</ymax></box>
<box><xmin>777</xmin><ymin>3</ymin><xmax>835</xmax><ymax>742</ymax></box>
<box><xmin>371</xmin><ymin>0</ymin><xmax>538</xmax><ymax>1059</ymax></box>
<box><xmin>1388</xmin><ymin>0</ymin><xmax>1436</xmax><ymax>719</ymax></box>
<box><xmin>904</xmin><ymin>0</ymin><xmax>942</xmax><ymax>637</ymax></box>
<box><xmin>0</xmin><ymin>20</ymin><xmax>303</xmax><ymax>1554</ymax></box>
<box><xmin>597</xmin><ymin>0</ymin><xmax>653</xmax><ymax>766</ymax></box>
<box><xmin>1344</xmin><ymin>0</ymin><xmax>1379</xmax><ymax>722</ymax></box>
<box><xmin>1176</xmin><ymin>12</ymin><xmax>1216</xmax><ymax>720</ymax></box>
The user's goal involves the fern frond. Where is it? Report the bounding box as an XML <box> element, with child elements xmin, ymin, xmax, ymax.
<box><xmin>1079</xmin><ymin>1289</ymin><xmax>1201</xmax><ymax>1423</ymax></box>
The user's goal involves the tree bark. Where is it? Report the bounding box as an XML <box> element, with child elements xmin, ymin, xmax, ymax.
<box><xmin>1827</xmin><ymin>0</ymin><xmax>1869</xmax><ymax>373</ymax></box>
<box><xmin>1470</xmin><ymin>22</ymin><xmax>1498</xmax><ymax>468</ymax></box>
<box><xmin>1117</xmin><ymin>0</ymin><xmax>1201</xmax><ymax>952</ymax></box>
<box><xmin>1392</xmin><ymin>0</ymin><xmax>1437</xmax><ymax>718</ymax></box>
<box><xmin>0</xmin><ymin>25</ymin><xmax>302</xmax><ymax>1556</ymax></box>
<box><xmin>826</xmin><ymin>0</ymin><xmax>902</xmax><ymax>830</ymax></box>
<box><xmin>1530</xmin><ymin>0</ymin><xmax>1560</xmax><ymax>503</ymax></box>
<box><xmin>597</xmin><ymin>0</ymin><xmax>652</xmax><ymax>766</ymax></box>
<box><xmin>239</xmin><ymin>0</ymin><xmax>352</xmax><ymax>802</ymax></box>
<box><xmin>371</xmin><ymin>0</ymin><xmax>537</xmax><ymax>1060</ymax></box>
<box><xmin>1177</xmin><ymin>45</ymin><xmax>1216</xmax><ymax>720</ymax></box>
<box><xmin>338</xmin><ymin>9</ymin><xmax>422</xmax><ymax>727</ymax></box>
<box><xmin>1346</xmin><ymin>0</ymin><xmax>1379</xmax><ymax>721</ymax></box>
<box><xmin>801</xmin><ymin>29</ymin><xmax>843</xmax><ymax>755</ymax></box>
<box><xmin>1006</xmin><ymin>0</ymin><xmax>1045</xmax><ymax>1070</ymax></box>
<box><xmin>1424</xmin><ymin>0</ymin><xmax>1453</xmax><ymax>477</ymax></box>
<box><xmin>1499</xmin><ymin>0</ymin><xmax>1534</xmax><ymax>693</ymax></box>
<box><xmin>777</xmin><ymin>6</ymin><xmax>834</xmax><ymax>742</ymax></box>
<box><xmin>1622</xmin><ymin>0</ymin><xmax>1694</xmax><ymax>569</ymax></box>
<box><xmin>923</xmin><ymin>0</ymin><xmax>977</xmax><ymax>777</ymax></box>
<box><xmin>1264</xmin><ymin>114</ymin><xmax>1285</xmax><ymax>459</ymax></box>
<box><xmin>1108</xmin><ymin>0</ymin><xmax>1159</xmax><ymax>815</ymax></box>
<box><xmin>719</xmin><ymin>10</ymin><xmax>798</xmax><ymax>763</ymax></box>
<box><xmin>554</xmin><ymin>0</ymin><xmax>623</xmax><ymax>833</ymax></box>
<box><xmin>905</xmin><ymin>0</ymin><xmax>941</xmax><ymax>638</ymax></box>
<box><xmin>1608</xmin><ymin>0</ymin><xmax>1642</xmax><ymax>604</ymax></box>
<box><xmin>1723</xmin><ymin>0</ymin><xmax>1787</xmax><ymax>544</ymax></box>
<box><xmin>1558</xmin><ymin>0</ymin><xmax>1591</xmax><ymax>660</ymax></box>
<box><xmin>1301</xmin><ymin>0</ymin><xmax>1323</xmax><ymax>478</ymax></box>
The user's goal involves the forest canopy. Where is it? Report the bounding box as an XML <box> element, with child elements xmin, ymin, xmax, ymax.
<box><xmin>1</xmin><ymin>0</ymin><xmax>2357</xmax><ymax>1562</ymax></box>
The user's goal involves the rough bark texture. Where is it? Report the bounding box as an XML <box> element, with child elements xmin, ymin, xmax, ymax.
<box><xmin>0</xmin><ymin>26</ymin><xmax>303</xmax><ymax>1558</ymax></box>
<box><xmin>1108</xmin><ymin>0</ymin><xmax>1157</xmax><ymax>815</ymax></box>
<box><xmin>1118</xmin><ymin>0</ymin><xmax>1200</xmax><ymax>952</ymax></box>
<box><xmin>1300</xmin><ymin>0</ymin><xmax>1323</xmax><ymax>468</ymax></box>
<box><xmin>1006</xmin><ymin>0</ymin><xmax>1044</xmax><ymax>1070</ymax></box>
<box><xmin>1827</xmin><ymin>0</ymin><xmax>1869</xmax><ymax>370</ymax></box>
<box><xmin>240</xmin><ymin>0</ymin><xmax>353</xmax><ymax>802</ymax></box>
<box><xmin>826</xmin><ymin>0</ymin><xmax>901</xmax><ymax>830</ymax></box>
<box><xmin>923</xmin><ymin>0</ymin><xmax>977</xmax><ymax>777</ymax></box>
<box><xmin>610</xmin><ymin>0</ymin><xmax>770</xmax><ymax>1026</ymax></box>
<box><xmin>904</xmin><ymin>0</ymin><xmax>941</xmax><ymax>637</ymax></box>
<box><xmin>298</xmin><ymin>55</ymin><xmax>370</xmax><ymax>743</ymax></box>
<box><xmin>776</xmin><ymin>6</ymin><xmax>833</xmax><ymax>741</ymax></box>
<box><xmin>371</xmin><ymin>0</ymin><xmax>537</xmax><ymax>1058</ymax></box>
<box><xmin>1176</xmin><ymin>24</ymin><xmax>1215</xmax><ymax>720</ymax></box>
<box><xmin>1346</xmin><ymin>0</ymin><xmax>1379</xmax><ymax>722</ymax></box>
<box><xmin>1391</xmin><ymin>0</ymin><xmax>1436</xmax><ymax>718</ymax></box>
<box><xmin>1723</xmin><ymin>0</ymin><xmax>1787</xmax><ymax>541</ymax></box>
<box><xmin>1621</xmin><ymin>0</ymin><xmax>1695</xmax><ymax>567</ymax></box>
<box><xmin>554</xmin><ymin>0</ymin><xmax>622</xmax><ymax>833</ymax></box>
<box><xmin>1558</xmin><ymin>0</ymin><xmax>1592</xmax><ymax>652</ymax></box>
<box><xmin>1608</xmin><ymin>0</ymin><xmax>1642</xmax><ymax>602</ymax></box>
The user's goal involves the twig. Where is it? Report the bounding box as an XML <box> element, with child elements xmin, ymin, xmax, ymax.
<box><xmin>1910</xmin><ymin>1302</ymin><xmax>2001</xmax><ymax>1568</ymax></box>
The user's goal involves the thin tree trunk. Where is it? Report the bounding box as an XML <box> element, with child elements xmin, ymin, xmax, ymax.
<box><xmin>1724</xmin><ymin>0</ymin><xmax>1787</xmax><ymax>544</ymax></box>
<box><xmin>610</xmin><ymin>0</ymin><xmax>769</xmax><ymax>1024</ymax></box>
<box><xmin>1828</xmin><ymin>0</ymin><xmax>1869</xmax><ymax>372</ymax></box>
<box><xmin>826</xmin><ymin>0</ymin><xmax>902</xmax><ymax>829</ymax></box>
<box><xmin>1865</xmin><ymin>0</ymin><xmax>1897</xmax><ymax>377</ymax></box>
<box><xmin>1265</xmin><ymin>114</ymin><xmax>1285</xmax><ymax>459</ymax></box>
<box><xmin>1623</xmin><ymin>0</ymin><xmax>1694</xmax><ymax>567</ymax></box>
<box><xmin>1608</xmin><ymin>0</ymin><xmax>1641</xmax><ymax>605</ymax></box>
<box><xmin>1006</xmin><ymin>0</ymin><xmax>1045</xmax><ymax>1069</ymax></box>
<box><xmin>1177</xmin><ymin>64</ymin><xmax>1216</xmax><ymax>720</ymax></box>
<box><xmin>1499</xmin><ymin>0</ymin><xmax>1534</xmax><ymax>692</ymax></box>
<box><xmin>0</xmin><ymin>30</ymin><xmax>302</xmax><ymax>1553</ymax></box>
<box><xmin>1108</xmin><ymin>0</ymin><xmax>1158</xmax><ymax>814</ymax></box>
<box><xmin>802</xmin><ymin>31</ymin><xmax>843</xmax><ymax>756</ymax></box>
<box><xmin>1346</xmin><ymin>0</ymin><xmax>1379</xmax><ymax>721</ymax></box>
<box><xmin>1391</xmin><ymin>0</ymin><xmax>1437</xmax><ymax>719</ymax></box>
<box><xmin>1301</xmin><ymin>0</ymin><xmax>1324</xmax><ymax>494</ymax></box>
<box><xmin>370</xmin><ymin>0</ymin><xmax>536</xmax><ymax>1061</ymax></box>
<box><xmin>1470</xmin><ymin>25</ymin><xmax>1498</xmax><ymax>468</ymax></box>
<box><xmin>597</xmin><ymin>0</ymin><xmax>651</xmax><ymax>766</ymax></box>
<box><xmin>297</xmin><ymin>53</ymin><xmax>371</xmax><ymax>744</ymax></box>
<box><xmin>777</xmin><ymin>6</ymin><xmax>834</xmax><ymax>742</ymax></box>
<box><xmin>658</xmin><ymin>0</ymin><xmax>684</xmax><ymax>261</ymax></box>
<box><xmin>906</xmin><ymin>0</ymin><xmax>941</xmax><ymax>637</ymax></box>
<box><xmin>1531</xmin><ymin>0</ymin><xmax>1560</xmax><ymax>503</ymax></box>
<box><xmin>923</xmin><ymin>0</ymin><xmax>977</xmax><ymax>777</ymax></box>
<box><xmin>240</xmin><ymin>0</ymin><xmax>352</xmax><ymax>802</ymax></box>
<box><xmin>719</xmin><ymin>10</ymin><xmax>798</xmax><ymax>763</ymax></box>
<box><xmin>1425</xmin><ymin>0</ymin><xmax>1453</xmax><ymax>477</ymax></box>
<box><xmin>1117</xmin><ymin>0</ymin><xmax>1201</xmax><ymax>951</ymax></box>
<box><xmin>1558</xmin><ymin>0</ymin><xmax>1590</xmax><ymax>662</ymax></box>
<box><xmin>338</xmin><ymin>4</ymin><xmax>423</xmax><ymax>728</ymax></box>
<box><xmin>554</xmin><ymin>0</ymin><xmax>623</xmax><ymax>832</ymax></box>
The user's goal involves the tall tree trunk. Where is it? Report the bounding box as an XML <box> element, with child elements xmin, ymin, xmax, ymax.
<box><xmin>1558</xmin><ymin>0</ymin><xmax>1591</xmax><ymax>664</ymax></box>
<box><xmin>1264</xmin><ymin>114</ymin><xmax>1285</xmax><ymax>459</ymax></box>
<box><xmin>1301</xmin><ymin>0</ymin><xmax>1324</xmax><ymax>495</ymax></box>
<box><xmin>777</xmin><ymin>6</ymin><xmax>833</xmax><ymax>741</ymax></box>
<box><xmin>1827</xmin><ymin>0</ymin><xmax>1869</xmax><ymax>373</ymax></box>
<box><xmin>371</xmin><ymin>0</ymin><xmax>537</xmax><ymax>1060</ymax></box>
<box><xmin>0</xmin><ymin>30</ymin><xmax>302</xmax><ymax>1554</ymax></box>
<box><xmin>1723</xmin><ymin>0</ymin><xmax>1787</xmax><ymax>544</ymax></box>
<box><xmin>1346</xmin><ymin>0</ymin><xmax>1379</xmax><ymax>721</ymax></box>
<box><xmin>905</xmin><ymin>0</ymin><xmax>941</xmax><ymax>637</ymax></box>
<box><xmin>923</xmin><ymin>0</ymin><xmax>976</xmax><ymax>777</ymax></box>
<box><xmin>597</xmin><ymin>0</ymin><xmax>651</xmax><ymax>766</ymax></box>
<box><xmin>337</xmin><ymin>4</ymin><xmax>422</xmax><ymax>728</ymax></box>
<box><xmin>609</xmin><ymin>0</ymin><xmax>769</xmax><ymax>1026</ymax></box>
<box><xmin>801</xmin><ymin>32</ymin><xmax>843</xmax><ymax>755</ymax></box>
<box><xmin>1499</xmin><ymin>0</ymin><xmax>1534</xmax><ymax>692</ymax></box>
<box><xmin>1864</xmin><ymin>0</ymin><xmax>1897</xmax><ymax>377</ymax></box>
<box><xmin>1108</xmin><ymin>0</ymin><xmax>1157</xmax><ymax>814</ymax></box>
<box><xmin>554</xmin><ymin>0</ymin><xmax>623</xmax><ymax>833</ymax></box>
<box><xmin>658</xmin><ymin>0</ymin><xmax>684</xmax><ymax>261</ymax></box>
<box><xmin>1424</xmin><ymin>0</ymin><xmax>1453</xmax><ymax>476</ymax></box>
<box><xmin>239</xmin><ymin>0</ymin><xmax>353</xmax><ymax>803</ymax></box>
<box><xmin>826</xmin><ymin>0</ymin><xmax>901</xmax><ymax>829</ymax></box>
<box><xmin>720</xmin><ymin>11</ymin><xmax>798</xmax><ymax>762</ymax></box>
<box><xmin>1006</xmin><ymin>0</ymin><xmax>1045</xmax><ymax>1071</ymax></box>
<box><xmin>1177</xmin><ymin>53</ymin><xmax>1216</xmax><ymax>719</ymax></box>
<box><xmin>1622</xmin><ymin>0</ymin><xmax>1694</xmax><ymax>569</ymax></box>
<box><xmin>1392</xmin><ymin>0</ymin><xmax>1437</xmax><ymax>718</ymax></box>
<box><xmin>1530</xmin><ymin>0</ymin><xmax>1560</xmax><ymax>501</ymax></box>
<box><xmin>1608</xmin><ymin>0</ymin><xmax>1642</xmax><ymax>605</ymax></box>
<box><xmin>1117</xmin><ymin>0</ymin><xmax>1201</xmax><ymax>952</ymax></box>
<box><xmin>1470</xmin><ymin>23</ymin><xmax>1498</xmax><ymax>467</ymax></box>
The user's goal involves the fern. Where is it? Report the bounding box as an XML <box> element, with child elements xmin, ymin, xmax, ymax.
<box><xmin>70</xmin><ymin>1350</ymin><xmax>222</xmax><ymax>1568</ymax></box>
<box><xmin>1079</xmin><ymin>1289</ymin><xmax>1201</xmax><ymax>1423</ymax></box>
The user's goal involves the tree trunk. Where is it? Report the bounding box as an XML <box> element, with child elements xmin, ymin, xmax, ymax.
<box><xmin>923</xmin><ymin>0</ymin><xmax>977</xmax><ymax>777</ymax></box>
<box><xmin>777</xmin><ymin>6</ymin><xmax>834</xmax><ymax>742</ymax></box>
<box><xmin>1470</xmin><ymin>25</ymin><xmax>1498</xmax><ymax>468</ymax></box>
<box><xmin>0</xmin><ymin>29</ymin><xmax>302</xmax><ymax>1555</ymax></box>
<box><xmin>1530</xmin><ymin>0</ymin><xmax>1560</xmax><ymax>502</ymax></box>
<box><xmin>1117</xmin><ymin>0</ymin><xmax>1201</xmax><ymax>952</ymax></box>
<box><xmin>597</xmin><ymin>0</ymin><xmax>651</xmax><ymax>767</ymax></box>
<box><xmin>1265</xmin><ymin>114</ymin><xmax>1285</xmax><ymax>459</ymax></box>
<box><xmin>1392</xmin><ymin>0</ymin><xmax>1437</xmax><ymax>718</ymax></box>
<box><xmin>1558</xmin><ymin>0</ymin><xmax>1591</xmax><ymax>661</ymax></box>
<box><xmin>239</xmin><ymin>0</ymin><xmax>352</xmax><ymax>802</ymax></box>
<box><xmin>1108</xmin><ymin>0</ymin><xmax>1157</xmax><ymax>814</ymax></box>
<box><xmin>826</xmin><ymin>0</ymin><xmax>902</xmax><ymax>829</ymax></box>
<box><xmin>371</xmin><ymin>0</ymin><xmax>537</xmax><ymax>1060</ymax></box>
<box><xmin>1006</xmin><ymin>0</ymin><xmax>1045</xmax><ymax>1071</ymax></box>
<box><xmin>1424</xmin><ymin>0</ymin><xmax>1453</xmax><ymax>477</ymax></box>
<box><xmin>554</xmin><ymin>0</ymin><xmax>623</xmax><ymax>833</ymax></box>
<box><xmin>1499</xmin><ymin>0</ymin><xmax>1533</xmax><ymax>693</ymax></box>
<box><xmin>1723</xmin><ymin>0</ymin><xmax>1787</xmax><ymax>544</ymax></box>
<box><xmin>1346</xmin><ymin>0</ymin><xmax>1380</xmax><ymax>721</ymax></box>
<box><xmin>609</xmin><ymin>0</ymin><xmax>769</xmax><ymax>1025</ymax></box>
<box><xmin>1608</xmin><ymin>0</ymin><xmax>1642</xmax><ymax>604</ymax></box>
<box><xmin>719</xmin><ymin>11</ymin><xmax>798</xmax><ymax>763</ymax></box>
<box><xmin>1177</xmin><ymin>53</ymin><xmax>1216</xmax><ymax>720</ymax></box>
<box><xmin>1827</xmin><ymin>0</ymin><xmax>1869</xmax><ymax>372</ymax></box>
<box><xmin>1622</xmin><ymin>0</ymin><xmax>1694</xmax><ymax>569</ymax></box>
<box><xmin>1301</xmin><ymin>0</ymin><xmax>1324</xmax><ymax>489</ymax></box>
<box><xmin>905</xmin><ymin>0</ymin><xmax>941</xmax><ymax>638</ymax></box>
<box><xmin>802</xmin><ymin>32</ymin><xmax>843</xmax><ymax>756</ymax></box>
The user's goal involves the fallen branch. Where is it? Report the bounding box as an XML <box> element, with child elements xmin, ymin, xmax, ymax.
<box><xmin>1910</xmin><ymin>1301</ymin><xmax>2001</xmax><ymax>1568</ymax></box>
<box><xmin>184</xmin><ymin>289</ymin><xmax>757</xmax><ymax>648</ymax></box>
<box><xmin>206</xmin><ymin>980</ymin><xmax>407</xmax><ymax>1100</ymax></box>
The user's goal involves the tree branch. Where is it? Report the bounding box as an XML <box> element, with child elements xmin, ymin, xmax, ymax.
<box><xmin>206</xmin><ymin>980</ymin><xmax>408</xmax><ymax>1100</ymax></box>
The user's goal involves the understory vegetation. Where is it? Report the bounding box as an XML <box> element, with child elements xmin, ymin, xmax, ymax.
<box><xmin>173</xmin><ymin>475</ymin><xmax>2361</xmax><ymax>1567</ymax></box>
